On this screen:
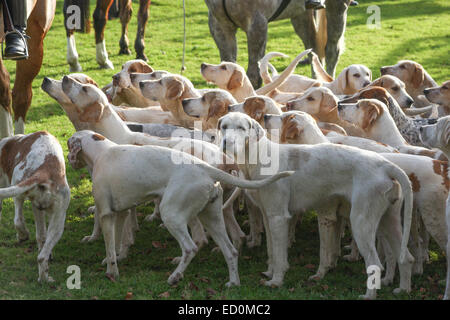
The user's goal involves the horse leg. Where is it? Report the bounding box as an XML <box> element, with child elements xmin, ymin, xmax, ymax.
<box><xmin>66</xmin><ymin>29</ymin><xmax>82</xmax><ymax>72</ymax></box>
<box><xmin>13</xmin><ymin>0</ymin><xmax>56</xmax><ymax>134</ymax></box>
<box><xmin>118</xmin><ymin>0</ymin><xmax>132</xmax><ymax>55</ymax></box>
<box><xmin>94</xmin><ymin>0</ymin><xmax>114</xmax><ymax>69</ymax></box>
<box><xmin>0</xmin><ymin>57</ymin><xmax>12</xmax><ymax>139</ymax></box>
<box><xmin>134</xmin><ymin>0</ymin><xmax>150</xmax><ymax>61</ymax></box>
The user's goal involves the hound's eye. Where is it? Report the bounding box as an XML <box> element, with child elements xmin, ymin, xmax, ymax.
<box><xmin>353</xmin><ymin>74</ymin><xmax>360</xmax><ymax>78</ymax></box>
<box><xmin>201</xmin><ymin>96</ymin><xmax>205</xmax><ymax>101</ymax></box>
<box><xmin>307</xmin><ymin>96</ymin><xmax>314</xmax><ymax>101</ymax></box>
<box><xmin>82</xmin><ymin>87</ymin><xmax>87</xmax><ymax>92</ymax></box>
<box><xmin>237</xmin><ymin>126</ymin><xmax>244</xmax><ymax>130</ymax></box>
<box><xmin>366</xmin><ymin>73</ymin><xmax>370</xmax><ymax>76</ymax></box>
<box><xmin>158</xmin><ymin>79</ymin><xmax>162</xmax><ymax>84</ymax></box>
<box><xmin>392</xmin><ymin>86</ymin><xmax>399</xmax><ymax>91</ymax></box>
<box><xmin>399</xmin><ymin>65</ymin><xmax>406</xmax><ymax>69</ymax></box>
<box><xmin>356</xmin><ymin>104</ymin><xmax>359</xmax><ymax>109</ymax></box>
<box><xmin>222</xmin><ymin>124</ymin><xmax>228</xmax><ymax>130</ymax></box>
<box><xmin>220</xmin><ymin>65</ymin><xmax>227</xmax><ymax>70</ymax></box>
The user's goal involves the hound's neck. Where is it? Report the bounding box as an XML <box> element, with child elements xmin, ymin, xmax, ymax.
<box><xmin>96</xmin><ymin>105</ymin><xmax>136</xmax><ymax>144</ymax></box>
<box><xmin>370</xmin><ymin>114</ymin><xmax>407</xmax><ymax>147</ymax></box>
<box><xmin>299</xmin><ymin>129</ymin><xmax>328</xmax><ymax>144</ymax></box>
<box><xmin>160</xmin><ymin>88</ymin><xmax>200</xmax><ymax>128</ymax></box>
<box><xmin>228</xmin><ymin>80</ymin><xmax>255</xmax><ymax>103</ymax></box>
<box><xmin>81</xmin><ymin>139</ymin><xmax>116</xmax><ymax>171</ymax></box>
<box><xmin>386</xmin><ymin>98</ymin><xmax>411</xmax><ymax>130</ymax></box>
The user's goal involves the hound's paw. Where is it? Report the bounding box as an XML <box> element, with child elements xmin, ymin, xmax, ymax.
<box><xmin>262</xmin><ymin>279</ymin><xmax>282</xmax><ymax>288</ymax></box>
<box><xmin>393</xmin><ymin>287</ymin><xmax>409</xmax><ymax>295</ymax></box>
<box><xmin>381</xmin><ymin>277</ymin><xmax>393</xmax><ymax>286</ymax></box>
<box><xmin>17</xmin><ymin>232</ymin><xmax>30</xmax><ymax>243</ymax></box>
<box><xmin>38</xmin><ymin>275</ymin><xmax>55</xmax><ymax>283</ymax></box>
<box><xmin>81</xmin><ymin>235</ymin><xmax>96</xmax><ymax>243</ymax></box>
<box><xmin>168</xmin><ymin>272</ymin><xmax>183</xmax><ymax>285</ymax></box>
<box><xmin>308</xmin><ymin>273</ymin><xmax>323</xmax><ymax>281</ymax></box>
<box><xmin>144</xmin><ymin>213</ymin><xmax>159</xmax><ymax>222</ymax></box>
<box><xmin>225</xmin><ymin>280</ymin><xmax>240</xmax><ymax>288</ymax></box>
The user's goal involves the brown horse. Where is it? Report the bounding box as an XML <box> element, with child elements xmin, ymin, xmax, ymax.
<box><xmin>64</xmin><ymin>0</ymin><xmax>151</xmax><ymax>72</ymax></box>
<box><xmin>0</xmin><ymin>0</ymin><xmax>56</xmax><ymax>138</ymax></box>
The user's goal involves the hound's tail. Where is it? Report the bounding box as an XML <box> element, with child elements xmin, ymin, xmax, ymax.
<box><xmin>311</xmin><ymin>52</ymin><xmax>333</xmax><ymax>83</ymax></box>
<box><xmin>259</xmin><ymin>52</ymin><xmax>288</xmax><ymax>85</ymax></box>
<box><xmin>0</xmin><ymin>179</ymin><xmax>40</xmax><ymax>200</ymax></box>
<box><xmin>387</xmin><ymin>164</ymin><xmax>413</xmax><ymax>264</ymax></box>
<box><xmin>202</xmin><ymin>163</ymin><xmax>294</xmax><ymax>189</ymax></box>
<box><xmin>256</xmin><ymin>49</ymin><xmax>312</xmax><ymax>95</ymax></box>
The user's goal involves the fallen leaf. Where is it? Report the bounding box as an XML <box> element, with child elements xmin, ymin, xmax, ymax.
<box><xmin>199</xmin><ymin>277</ymin><xmax>210</xmax><ymax>284</ymax></box>
<box><xmin>159</xmin><ymin>291</ymin><xmax>170</xmax><ymax>298</ymax></box>
<box><xmin>189</xmin><ymin>282</ymin><xmax>199</xmax><ymax>291</ymax></box>
<box><xmin>125</xmin><ymin>292</ymin><xmax>133</xmax><ymax>300</ymax></box>
<box><xmin>304</xmin><ymin>264</ymin><xmax>315</xmax><ymax>270</ymax></box>
<box><xmin>206</xmin><ymin>288</ymin><xmax>217</xmax><ymax>298</ymax></box>
<box><xmin>106</xmin><ymin>274</ymin><xmax>116</xmax><ymax>282</ymax></box>
<box><xmin>91</xmin><ymin>296</ymin><xmax>99</xmax><ymax>300</ymax></box>
<box><xmin>243</xmin><ymin>256</ymin><xmax>251</xmax><ymax>260</ymax></box>
<box><xmin>288</xmin><ymin>288</ymin><xmax>295</xmax><ymax>292</ymax></box>
<box><xmin>152</xmin><ymin>241</ymin><xmax>166</xmax><ymax>249</ymax></box>
<box><xmin>322</xmin><ymin>285</ymin><xmax>329</xmax><ymax>290</ymax></box>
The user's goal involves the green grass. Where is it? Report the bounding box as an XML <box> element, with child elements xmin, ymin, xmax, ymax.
<box><xmin>0</xmin><ymin>0</ymin><xmax>449</xmax><ymax>300</ymax></box>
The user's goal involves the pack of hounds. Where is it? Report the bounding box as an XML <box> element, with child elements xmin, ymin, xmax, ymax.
<box><xmin>1</xmin><ymin>48</ymin><xmax>450</xmax><ymax>300</ymax></box>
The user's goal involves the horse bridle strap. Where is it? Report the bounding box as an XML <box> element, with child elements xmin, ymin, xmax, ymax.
<box><xmin>222</xmin><ymin>0</ymin><xmax>292</xmax><ymax>27</ymax></box>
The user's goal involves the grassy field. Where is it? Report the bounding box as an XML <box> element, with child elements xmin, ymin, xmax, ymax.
<box><xmin>0</xmin><ymin>0</ymin><xmax>449</xmax><ymax>300</ymax></box>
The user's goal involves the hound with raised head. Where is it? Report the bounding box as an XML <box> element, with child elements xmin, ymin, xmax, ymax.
<box><xmin>338</xmin><ymin>99</ymin><xmax>444</xmax><ymax>159</ymax></box>
<box><xmin>105</xmin><ymin>60</ymin><xmax>159</xmax><ymax>108</ymax></box>
<box><xmin>419</xmin><ymin>115</ymin><xmax>450</xmax><ymax>300</ymax></box>
<box><xmin>219</xmin><ymin>112</ymin><xmax>413</xmax><ymax>299</ymax></box>
<box><xmin>45</xmin><ymin>75</ymin><xmax>247</xmax><ymax>251</ymax></box>
<box><xmin>285</xmin><ymin>86</ymin><xmax>367</xmax><ymax>137</ymax></box>
<box><xmin>200</xmin><ymin>50</ymin><xmax>311</xmax><ymax>103</ymax></box>
<box><xmin>67</xmin><ymin>130</ymin><xmax>291</xmax><ymax>285</ymax></box>
<box><xmin>0</xmin><ymin>131</ymin><xmax>70</xmax><ymax>283</ymax></box>
<box><xmin>380</xmin><ymin>60</ymin><xmax>438</xmax><ymax>108</ymax></box>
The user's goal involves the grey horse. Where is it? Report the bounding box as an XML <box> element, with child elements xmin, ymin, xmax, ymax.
<box><xmin>204</xmin><ymin>0</ymin><xmax>353</xmax><ymax>88</ymax></box>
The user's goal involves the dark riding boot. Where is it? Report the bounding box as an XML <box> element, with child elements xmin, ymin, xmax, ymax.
<box><xmin>3</xmin><ymin>0</ymin><xmax>29</xmax><ymax>60</ymax></box>
<box><xmin>305</xmin><ymin>0</ymin><xmax>326</xmax><ymax>10</ymax></box>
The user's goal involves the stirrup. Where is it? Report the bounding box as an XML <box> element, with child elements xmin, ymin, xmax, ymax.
<box><xmin>2</xmin><ymin>28</ymin><xmax>30</xmax><ymax>60</ymax></box>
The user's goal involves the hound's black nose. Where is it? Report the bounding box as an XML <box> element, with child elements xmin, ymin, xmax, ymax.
<box><xmin>201</xmin><ymin>63</ymin><xmax>207</xmax><ymax>71</ymax></box>
<box><xmin>264</xmin><ymin>114</ymin><xmax>270</xmax><ymax>121</ymax></box>
<box><xmin>337</xmin><ymin>102</ymin><xmax>344</xmax><ymax>111</ymax></box>
<box><xmin>363</xmin><ymin>81</ymin><xmax>370</xmax><ymax>87</ymax></box>
<box><xmin>139</xmin><ymin>82</ymin><xmax>145</xmax><ymax>89</ymax></box>
<box><xmin>406</xmin><ymin>98</ymin><xmax>414</xmax><ymax>107</ymax></box>
<box><xmin>423</xmin><ymin>88</ymin><xmax>430</xmax><ymax>95</ymax></box>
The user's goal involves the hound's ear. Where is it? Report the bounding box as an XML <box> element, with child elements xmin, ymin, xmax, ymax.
<box><xmin>227</xmin><ymin>69</ymin><xmax>244</xmax><ymax>90</ymax></box>
<box><xmin>137</xmin><ymin>62</ymin><xmax>154</xmax><ymax>74</ymax></box>
<box><xmin>412</xmin><ymin>64</ymin><xmax>424</xmax><ymax>88</ymax></box>
<box><xmin>129</xmin><ymin>61</ymin><xmax>154</xmax><ymax>74</ymax></box>
<box><xmin>165</xmin><ymin>79</ymin><xmax>184</xmax><ymax>100</ymax></box>
<box><xmin>371</xmin><ymin>78</ymin><xmax>383</xmax><ymax>88</ymax></box>
<box><xmin>85</xmin><ymin>76</ymin><xmax>99</xmax><ymax>87</ymax></box>
<box><xmin>244</xmin><ymin>97</ymin><xmax>265</xmax><ymax>122</ymax></box>
<box><xmin>362</xmin><ymin>102</ymin><xmax>382</xmax><ymax>129</ymax></box>
<box><xmin>207</xmin><ymin>99</ymin><xmax>226</xmax><ymax>121</ymax></box>
<box><xmin>281</xmin><ymin>114</ymin><xmax>301</xmax><ymax>142</ymax></box>
<box><xmin>321</xmin><ymin>91</ymin><xmax>338</xmax><ymax>111</ymax></box>
<box><xmin>79</xmin><ymin>102</ymin><xmax>104</xmax><ymax>122</ymax></box>
<box><xmin>336</xmin><ymin>67</ymin><xmax>349</xmax><ymax>93</ymax></box>
<box><xmin>249</xmin><ymin>118</ymin><xmax>266</xmax><ymax>141</ymax></box>
<box><xmin>67</xmin><ymin>137</ymin><xmax>84</xmax><ymax>169</ymax></box>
